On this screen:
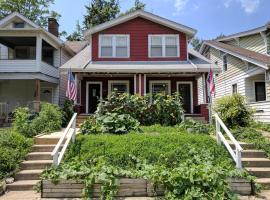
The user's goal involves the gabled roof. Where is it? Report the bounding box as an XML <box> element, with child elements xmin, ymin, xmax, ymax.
<box><xmin>200</xmin><ymin>40</ymin><xmax>270</xmax><ymax>69</ymax></box>
<box><xmin>65</xmin><ymin>41</ymin><xmax>88</xmax><ymax>54</ymax></box>
<box><xmin>216</xmin><ymin>21</ymin><xmax>270</xmax><ymax>42</ymax></box>
<box><xmin>84</xmin><ymin>10</ymin><xmax>197</xmax><ymax>39</ymax></box>
<box><xmin>0</xmin><ymin>12</ymin><xmax>39</xmax><ymax>28</ymax></box>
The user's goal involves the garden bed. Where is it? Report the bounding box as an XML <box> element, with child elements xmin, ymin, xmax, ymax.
<box><xmin>41</xmin><ymin>178</ymin><xmax>253</xmax><ymax>198</ymax></box>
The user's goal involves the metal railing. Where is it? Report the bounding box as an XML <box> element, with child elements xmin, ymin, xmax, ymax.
<box><xmin>214</xmin><ymin>113</ymin><xmax>243</xmax><ymax>169</ymax></box>
<box><xmin>51</xmin><ymin>113</ymin><xmax>77</xmax><ymax>166</ymax></box>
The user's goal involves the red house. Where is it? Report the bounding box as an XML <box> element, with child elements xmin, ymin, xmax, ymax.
<box><xmin>60</xmin><ymin>10</ymin><xmax>220</xmax><ymax>121</ymax></box>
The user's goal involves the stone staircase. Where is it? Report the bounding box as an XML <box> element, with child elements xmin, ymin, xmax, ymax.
<box><xmin>6</xmin><ymin>136</ymin><xmax>58</xmax><ymax>191</ymax></box>
<box><xmin>229</xmin><ymin>141</ymin><xmax>270</xmax><ymax>189</ymax></box>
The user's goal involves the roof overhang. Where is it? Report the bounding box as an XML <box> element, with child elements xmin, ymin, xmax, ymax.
<box><xmin>84</xmin><ymin>10</ymin><xmax>197</xmax><ymax>39</ymax></box>
<box><xmin>200</xmin><ymin>42</ymin><xmax>269</xmax><ymax>70</ymax></box>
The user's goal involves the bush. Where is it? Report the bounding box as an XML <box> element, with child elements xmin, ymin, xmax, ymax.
<box><xmin>213</xmin><ymin>94</ymin><xmax>253</xmax><ymax>128</ymax></box>
<box><xmin>0</xmin><ymin>130</ymin><xmax>33</xmax><ymax>179</ymax></box>
<box><xmin>12</xmin><ymin>107</ymin><xmax>33</xmax><ymax>136</ymax></box>
<box><xmin>80</xmin><ymin>117</ymin><xmax>100</xmax><ymax>135</ymax></box>
<box><xmin>96</xmin><ymin>92</ymin><xmax>184</xmax><ymax>126</ymax></box>
<box><xmin>61</xmin><ymin>100</ymin><xmax>74</xmax><ymax>127</ymax></box>
<box><xmin>178</xmin><ymin>119</ymin><xmax>211</xmax><ymax>134</ymax></box>
<box><xmin>31</xmin><ymin>103</ymin><xmax>63</xmax><ymax>134</ymax></box>
<box><xmin>97</xmin><ymin>112</ymin><xmax>140</xmax><ymax>134</ymax></box>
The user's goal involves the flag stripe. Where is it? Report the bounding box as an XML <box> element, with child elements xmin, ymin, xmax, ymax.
<box><xmin>66</xmin><ymin>69</ymin><xmax>77</xmax><ymax>101</ymax></box>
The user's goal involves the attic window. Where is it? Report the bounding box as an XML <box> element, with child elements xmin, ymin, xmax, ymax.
<box><xmin>13</xmin><ymin>22</ymin><xmax>25</xmax><ymax>28</ymax></box>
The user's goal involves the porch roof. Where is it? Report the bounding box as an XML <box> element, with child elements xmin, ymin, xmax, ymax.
<box><xmin>60</xmin><ymin>46</ymin><xmax>220</xmax><ymax>73</ymax></box>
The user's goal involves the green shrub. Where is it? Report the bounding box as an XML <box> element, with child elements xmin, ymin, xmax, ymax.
<box><xmin>0</xmin><ymin>129</ymin><xmax>33</xmax><ymax>179</ymax></box>
<box><xmin>61</xmin><ymin>100</ymin><xmax>74</xmax><ymax>127</ymax></box>
<box><xmin>97</xmin><ymin>112</ymin><xmax>140</xmax><ymax>134</ymax></box>
<box><xmin>31</xmin><ymin>103</ymin><xmax>63</xmax><ymax>135</ymax></box>
<box><xmin>96</xmin><ymin>92</ymin><xmax>183</xmax><ymax>126</ymax></box>
<box><xmin>80</xmin><ymin>117</ymin><xmax>100</xmax><ymax>135</ymax></box>
<box><xmin>213</xmin><ymin>94</ymin><xmax>253</xmax><ymax>128</ymax></box>
<box><xmin>12</xmin><ymin>107</ymin><xmax>34</xmax><ymax>137</ymax></box>
<box><xmin>178</xmin><ymin>119</ymin><xmax>211</xmax><ymax>134</ymax></box>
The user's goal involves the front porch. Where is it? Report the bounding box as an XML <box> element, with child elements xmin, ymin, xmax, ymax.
<box><xmin>74</xmin><ymin>73</ymin><xmax>209</xmax><ymax>121</ymax></box>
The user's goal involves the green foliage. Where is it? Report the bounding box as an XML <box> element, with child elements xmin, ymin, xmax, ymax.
<box><xmin>80</xmin><ymin>117</ymin><xmax>100</xmax><ymax>135</ymax></box>
<box><xmin>97</xmin><ymin>112</ymin><xmax>140</xmax><ymax>134</ymax></box>
<box><xmin>0</xmin><ymin>129</ymin><xmax>33</xmax><ymax>179</ymax></box>
<box><xmin>83</xmin><ymin>0</ymin><xmax>120</xmax><ymax>29</ymax></box>
<box><xmin>191</xmin><ymin>37</ymin><xmax>203</xmax><ymax>51</ymax></box>
<box><xmin>179</xmin><ymin>119</ymin><xmax>211</xmax><ymax>134</ymax></box>
<box><xmin>0</xmin><ymin>0</ymin><xmax>60</xmax><ymax>28</ymax></box>
<box><xmin>61</xmin><ymin>100</ymin><xmax>74</xmax><ymax>127</ymax></box>
<box><xmin>250</xmin><ymin>121</ymin><xmax>270</xmax><ymax>132</ymax></box>
<box><xmin>12</xmin><ymin>107</ymin><xmax>33</xmax><ymax>137</ymax></box>
<box><xmin>213</xmin><ymin>94</ymin><xmax>253</xmax><ymax>128</ymax></box>
<box><xmin>66</xmin><ymin>21</ymin><xmax>84</xmax><ymax>41</ymax></box>
<box><xmin>96</xmin><ymin>92</ymin><xmax>184</xmax><ymax>126</ymax></box>
<box><xmin>42</xmin><ymin>127</ymin><xmax>250</xmax><ymax>199</ymax></box>
<box><xmin>120</xmin><ymin>0</ymin><xmax>146</xmax><ymax>16</ymax></box>
<box><xmin>31</xmin><ymin>103</ymin><xmax>63</xmax><ymax>134</ymax></box>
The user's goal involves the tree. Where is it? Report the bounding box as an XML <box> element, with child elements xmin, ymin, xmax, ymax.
<box><xmin>120</xmin><ymin>0</ymin><xmax>146</xmax><ymax>16</ymax></box>
<box><xmin>66</xmin><ymin>21</ymin><xmax>84</xmax><ymax>41</ymax></box>
<box><xmin>0</xmin><ymin>0</ymin><xmax>60</xmax><ymax>28</ymax></box>
<box><xmin>215</xmin><ymin>33</ymin><xmax>226</xmax><ymax>40</ymax></box>
<box><xmin>83</xmin><ymin>0</ymin><xmax>120</xmax><ymax>29</ymax></box>
<box><xmin>191</xmin><ymin>37</ymin><xmax>203</xmax><ymax>51</ymax></box>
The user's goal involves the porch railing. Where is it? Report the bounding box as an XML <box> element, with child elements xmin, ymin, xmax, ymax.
<box><xmin>214</xmin><ymin>113</ymin><xmax>243</xmax><ymax>169</ymax></box>
<box><xmin>51</xmin><ymin>113</ymin><xmax>77</xmax><ymax>166</ymax></box>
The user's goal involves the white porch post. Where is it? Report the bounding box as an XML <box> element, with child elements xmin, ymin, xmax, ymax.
<box><xmin>202</xmin><ymin>73</ymin><xmax>207</xmax><ymax>103</ymax></box>
<box><xmin>36</xmin><ymin>35</ymin><xmax>42</xmax><ymax>70</ymax></box>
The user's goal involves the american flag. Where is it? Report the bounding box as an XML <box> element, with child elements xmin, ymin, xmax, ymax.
<box><xmin>207</xmin><ymin>68</ymin><xmax>215</xmax><ymax>97</ymax></box>
<box><xmin>66</xmin><ymin>69</ymin><xmax>77</xmax><ymax>101</ymax></box>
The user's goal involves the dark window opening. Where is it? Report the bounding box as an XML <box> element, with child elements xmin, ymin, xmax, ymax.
<box><xmin>255</xmin><ymin>82</ymin><xmax>266</xmax><ymax>102</ymax></box>
<box><xmin>223</xmin><ymin>55</ymin><xmax>228</xmax><ymax>71</ymax></box>
<box><xmin>42</xmin><ymin>48</ymin><xmax>54</xmax><ymax>65</ymax></box>
<box><xmin>13</xmin><ymin>22</ymin><xmax>25</xmax><ymax>28</ymax></box>
<box><xmin>232</xmin><ymin>84</ymin><xmax>237</xmax><ymax>94</ymax></box>
<box><xmin>14</xmin><ymin>47</ymin><xmax>36</xmax><ymax>59</ymax></box>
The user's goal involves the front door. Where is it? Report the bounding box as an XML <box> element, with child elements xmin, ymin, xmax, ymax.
<box><xmin>88</xmin><ymin>84</ymin><xmax>101</xmax><ymax>114</ymax></box>
<box><xmin>178</xmin><ymin>83</ymin><xmax>192</xmax><ymax>113</ymax></box>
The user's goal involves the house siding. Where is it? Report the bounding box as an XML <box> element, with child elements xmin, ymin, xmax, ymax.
<box><xmin>91</xmin><ymin>17</ymin><xmax>187</xmax><ymax>61</ymax></box>
<box><xmin>267</xmin><ymin>35</ymin><xmax>270</xmax><ymax>55</ymax></box>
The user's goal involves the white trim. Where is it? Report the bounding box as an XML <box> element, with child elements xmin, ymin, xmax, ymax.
<box><xmin>148</xmin><ymin>34</ymin><xmax>180</xmax><ymax>58</ymax></box>
<box><xmin>86</xmin><ymin>81</ymin><xmax>102</xmax><ymax>114</ymax></box>
<box><xmin>144</xmin><ymin>74</ymin><xmax>147</xmax><ymax>95</ymax></box>
<box><xmin>108</xmin><ymin>80</ymin><xmax>130</xmax><ymax>95</ymax></box>
<box><xmin>177</xmin><ymin>81</ymin><xmax>193</xmax><ymax>114</ymax></box>
<box><xmin>134</xmin><ymin>74</ymin><xmax>137</xmax><ymax>94</ymax></box>
<box><xmin>98</xmin><ymin>34</ymin><xmax>130</xmax><ymax>58</ymax></box>
<box><xmin>149</xmin><ymin>80</ymin><xmax>171</xmax><ymax>96</ymax></box>
<box><xmin>139</xmin><ymin>74</ymin><xmax>141</xmax><ymax>95</ymax></box>
<box><xmin>0</xmin><ymin>12</ymin><xmax>39</xmax><ymax>28</ymax></box>
<box><xmin>84</xmin><ymin>10</ymin><xmax>197</xmax><ymax>38</ymax></box>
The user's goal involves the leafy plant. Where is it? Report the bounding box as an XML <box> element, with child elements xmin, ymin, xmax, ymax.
<box><xmin>12</xmin><ymin>107</ymin><xmax>34</xmax><ymax>137</ymax></box>
<box><xmin>213</xmin><ymin>94</ymin><xmax>254</xmax><ymax>128</ymax></box>
<box><xmin>178</xmin><ymin>119</ymin><xmax>211</xmax><ymax>134</ymax></box>
<box><xmin>61</xmin><ymin>100</ymin><xmax>74</xmax><ymax>127</ymax></box>
<box><xmin>0</xmin><ymin>129</ymin><xmax>33</xmax><ymax>179</ymax></box>
<box><xmin>80</xmin><ymin>117</ymin><xmax>100</xmax><ymax>135</ymax></box>
<box><xmin>97</xmin><ymin>112</ymin><xmax>140</xmax><ymax>134</ymax></box>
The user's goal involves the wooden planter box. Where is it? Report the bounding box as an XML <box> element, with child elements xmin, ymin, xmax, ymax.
<box><xmin>41</xmin><ymin>178</ymin><xmax>253</xmax><ymax>198</ymax></box>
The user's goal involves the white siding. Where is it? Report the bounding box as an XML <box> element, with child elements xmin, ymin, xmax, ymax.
<box><xmin>59</xmin><ymin>71</ymin><xmax>68</xmax><ymax>106</ymax></box>
<box><xmin>0</xmin><ymin>60</ymin><xmax>36</xmax><ymax>72</ymax></box>
<box><xmin>61</xmin><ymin>49</ymin><xmax>72</xmax><ymax>66</ymax></box>
<box><xmin>197</xmin><ymin>76</ymin><xmax>204</xmax><ymax>104</ymax></box>
<box><xmin>239</xmin><ymin>34</ymin><xmax>266</xmax><ymax>54</ymax></box>
<box><xmin>245</xmin><ymin>74</ymin><xmax>265</xmax><ymax>102</ymax></box>
<box><xmin>0</xmin><ymin>44</ymin><xmax>8</xmax><ymax>59</ymax></box>
<box><xmin>40</xmin><ymin>61</ymin><xmax>59</xmax><ymax>78</ymax></box>
<box><xmin>250</xmin><ymin>102</ymin><xmax>270</xmax><ymax>123</ymax></box>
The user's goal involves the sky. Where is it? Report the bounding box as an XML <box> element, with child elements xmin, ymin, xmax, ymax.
<box><xmin>51</xmin><ymin>0</ymin><xmax>270</xmax><ymax>40</ymax></box>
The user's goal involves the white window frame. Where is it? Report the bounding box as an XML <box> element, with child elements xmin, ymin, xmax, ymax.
<box><xmin>222</xmin><ymin>53</ymin><xmax>228</xmax><ymax>72</ymax></box>
<box><xmin>148</xmin><ymin>35</ymin><xmax>180</xmax><ymax>58</ymax></box>
<box><xmin>86</xmin><ymin>81</ymin><xmax>103</xmax><ymax>114</ymax></box>
<box><xmin>108</xmin><ymin>80</ymin><xmax>130</xmax><ymax>95</ymax></box>
<box><xmin>149</xmin><ymin>80</ymin><xmax>171</xmax><ymax>96</ymax></box>
<box><xmin>177</xmin><ymin>81</ymin><xmax>193</xmax><ymax>114</ymax></box>
<box><xmin>99</xmin><ymin>34</ymin><xmax>130</xmax><ymax>58</ymax></box>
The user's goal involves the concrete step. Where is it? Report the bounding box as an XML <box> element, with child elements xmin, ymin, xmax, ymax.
<box><xmin>7</xmin><ymin>180</ymin><xmax>39</xmax><ymax>191</ymax></box>
<box><xmin>229</xmin><ymin>141</ymin><xmax>255</xmax><ymax>150</ymax></box>
<box><xmin>26</xmin><ymin>152</ymin><xmax>52</xmax><ymax>160</ymax></box>
<box><xmin>32</xmin><ymin>145</ymin><xmax>55</xmax><ymax>152</ymax></box>
<box><xmin>242</xmin><ymin>158</ymin><xmax>270</xmax><ymax>167</ymax></box>
<box><xmin>241</xmin><ymin>150</ymin><xmax>266</xmax><ymax>158</ymax></box>
<box><xmin>14</xmin><ymin>169</ymin><xmax>43</xmax><ymax>180</ymax></box>
<box><xmin>34</xmin><ymin>137</ymin><xmax>60</xmax><ymax>145</ymax></box>
<box><xmin>246</xmin><ymin>167</ymin><xmax>270</xmax><ymax>178</ymax></box>
<box><xmin>255</xmin><ymin>178</ymin><xmax>270</xmax><ymax>189</ymax></box>
<box><xmin>20</xmin><ymin>160</ymin><xmax>53</xmax><ymax>170</ymax></box>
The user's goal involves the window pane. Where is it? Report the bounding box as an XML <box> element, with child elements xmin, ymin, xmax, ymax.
<box><xmin>232</xmin><ymin>84</ymin><xmax>237</xmax><ymax>94</ymax></box>
<box><xmin>151</xmin><ymin>47</ymin><xmax>162</xmax><ymax>57</ymax></box>
<box><xmin>116</xmin><ymin>36</ymin><xmax>128</xmax><ymax>46</ymax></box>
<box><xmin>165</xmin><ymin>36</ymin><xmax>177</xmax><ymax>45</ymax></box>
<box><xmin>116</xmin><ymin>47</ymin><xmax>128</xmax><ymax>57</ymax></box>
<box><xmin>101</xmin><ymin>36</ymin><xmax>112</xmax><ymax>46</ymax></box>
<box><xmin>101</xmin><ymin>47</ymin><xmax>113</xmax><ymax>57</ymax></box>
<box><xmin>15</xmin><ymin>48</ymin><xmax>28</xmax><ymax>59</ymax></box>
<box><xmin>152</xmin><ymin>83</ymin><xmax>169</xmax><ymax>95</ymax></box>
<box><xmin>255</xmin><ymin>82</ymin><xmax>266</xmax><ymax>102</ymax></box>
<box><xmin>111</xmin><ymin>83</ymin><xmax>128</xmax><ymax>93</ymax></box>
<box><xmin>151</xmin><ymin>36</ymin><xmax>162</xmax><ymax>45</ymax></box>
<box><xmin>223</xmin><ymin>55</ymin><xmax>228</xmax><ymax>71</ymax></box>
<box><xmin>165</xmin><ymin>47</ymin><xmax>177</xmax><ymax>57</ymax></box>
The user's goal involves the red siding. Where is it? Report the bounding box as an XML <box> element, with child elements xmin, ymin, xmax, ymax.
<box><xmin>92</xmin><ymin>17</ymin><xmax>187</xmax><ymax>61</ymax></box>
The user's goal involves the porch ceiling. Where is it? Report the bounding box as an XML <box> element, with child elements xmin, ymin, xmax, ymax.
<box><xmin>0</xmin><ymin>36</ymin><xmax>36</xmax><ymax>48</ymax></box>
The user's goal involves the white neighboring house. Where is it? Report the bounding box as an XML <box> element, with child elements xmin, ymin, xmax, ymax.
<box><xmin>0</xmin><ymin>12</ymin><xmax>80</xmax><ymax>118</ymax></box>
<box><xmin>200</xmin><ymin>22</ymin><xmax>270</xmax><ymax>122</ymax></box>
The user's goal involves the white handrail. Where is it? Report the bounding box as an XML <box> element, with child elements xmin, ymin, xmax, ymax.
<box><xmin>51</xmin><ymin>113</ymin><xmax>77</xmax><ymax>166</ymax></box>
<box><xmin>214</xmin><ymin>113</ymin><xmax>243</xmax><ymax>169</ymax></box>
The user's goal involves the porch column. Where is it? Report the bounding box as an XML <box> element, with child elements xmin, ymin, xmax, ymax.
<box><xmin>33</xmin><ymin>79</ymin><xmax>41</xmax><ymax>112</ymax></box>
<box><xmin>36</xmin><ymin>36</ymin><xmax>42</xmax><ymax>70</ymax></box>
<box><xmin>134</xmin><ymin>74</ymin><xmax>146</xmax><ymax>96</ymax></box>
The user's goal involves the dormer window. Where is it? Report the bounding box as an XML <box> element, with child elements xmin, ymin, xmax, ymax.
<box><xmin>13</xmin><ymin>22</ymin><xmax>25</xmax><ymax>28</ymax></box>
<box><xmin>99</xmin><ymin>35</ymin><xmax>130</xmax><ymax>58</ymax></box>
<box><xmin>149</xmin><ymin>35</ymin><xmax>179</xmax><ymax>58</ymax></box>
